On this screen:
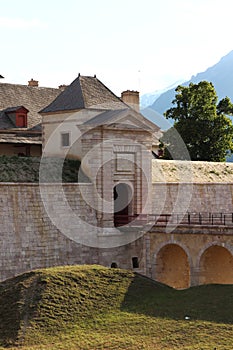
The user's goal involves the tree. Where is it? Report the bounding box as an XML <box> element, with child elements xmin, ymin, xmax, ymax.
<box><xmin>162</xmin><ymin>81</ymin><xmax>233</xmax><ymax>161</ymax></box>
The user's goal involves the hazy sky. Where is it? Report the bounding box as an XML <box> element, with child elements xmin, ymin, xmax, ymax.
<box><xmin>1</xmin><ymin>0</ymin><xmax>233</xmax><ymax>95</ymax></box>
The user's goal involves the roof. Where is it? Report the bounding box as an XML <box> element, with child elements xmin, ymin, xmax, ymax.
<box><xmin>4</xmin><ymin>106</ymin><xmax>29</xmax><ymax>113</ymax></box>
<box><xmin>0</xmin><ymin>82</ymin><xmax>61</xmax><ymax>129</ymax></box>
<box><xmin>0</xmin><ymin>133</ymin><xmax>41</xmax><ymax>144</ymax></box>
<box><xmin>40</xmin><ymin>75</ymin><xmax>128</xmax><ymax>114</ymax></box>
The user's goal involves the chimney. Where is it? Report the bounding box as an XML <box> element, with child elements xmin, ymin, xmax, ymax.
<box><xmin>28</xmin><ymin>78</ymin><xmax>39</xmax><ymax>87</ymax></box>
<box><xmin>121</xmin><ymin>90</ymin><xmax>140</xmax><ymax>112</ymax></box>
<box><xmin>59</xmin><ymin>84</ymin><xmax>68</xmax><ymax>91</ymax></box>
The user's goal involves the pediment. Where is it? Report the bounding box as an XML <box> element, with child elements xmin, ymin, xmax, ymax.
<box><xmin>101</xmin><ymin>110</ymin><xmax>159</xmax><ymax>132</ymax></box>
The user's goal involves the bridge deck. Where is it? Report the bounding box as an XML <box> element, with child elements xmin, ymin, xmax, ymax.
<box><xmin>114</xmin><ymin>212</ymin><xmax>233</xmax><ymax>227</ymax></box>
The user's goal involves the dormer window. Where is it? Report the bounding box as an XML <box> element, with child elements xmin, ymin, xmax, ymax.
<box><xmin>5</xmin><ymin>106</ymin><xmax>28</xmax><ymax>128</ymax></box>
<box><xmin>17</xmin><ymin>114</ymin><xmax>27</xmax><ymax>127</ymax></box>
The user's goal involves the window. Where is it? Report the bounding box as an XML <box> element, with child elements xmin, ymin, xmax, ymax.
<box><xmin>111</xmin><ymin>262</ymin><xmax>118</xmax><ymax>268</ymax></box>
<box><xmin>17</xmin><ymin>114</ymin><xmax>27</xmax><ymax>127</ymax></box>
<box><xmin>61</xmin><ymin>132</ymin><xmax>70</xmax><ymax>147</ymax></box>
<box><xmin>132</xmin><ymin>257</ymin><xmax>139</xmax><ymax>268</ymax></box>
<box><xmin>5</xmin><ymin>106</ymin><xmax>28</xmax><ymax>128</ymax></box>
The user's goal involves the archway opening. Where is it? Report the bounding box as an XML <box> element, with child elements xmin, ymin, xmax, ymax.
<box><xmin>199</xmin><ymin>245</ymin><xmax>233</xmax><ymax>285</ymax></box>
<box><xmin>155</xmin><ymin>244</ymin><xmax>190</xmax><ymax>289</ymax></box>
<box><xmin>114</xmin><ymin>183</ymin><xmax>133</xmax><ymax>226</ymax></box>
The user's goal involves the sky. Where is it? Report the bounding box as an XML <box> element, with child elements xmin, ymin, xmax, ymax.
<box><xmin>1</xmin><ymin>0</ymin><xmax>233</xmax><ymax>96</ymax></box>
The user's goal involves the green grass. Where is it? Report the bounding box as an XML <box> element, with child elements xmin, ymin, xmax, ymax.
<box><xmin>0</xmin><ymin>155</ymin><xmax>89</xmax><ymax>182</ymax></box>
<box><xmin>0</xmin><ymin>265</ymin><xmax>232</xmax><ymax>349</ymax></box>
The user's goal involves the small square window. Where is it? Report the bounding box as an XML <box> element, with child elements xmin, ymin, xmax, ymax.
<box><xmin>61</xmin><ymin>132</ymin><xmax>70</xmax><ymax>147</ymax></box>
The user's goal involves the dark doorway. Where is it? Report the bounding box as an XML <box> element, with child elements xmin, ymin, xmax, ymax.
<box><xmin>132</xmin><ymin>257</ymin><xmax>139</xmax><ymax>268</ymax></box>
<box><xmin>114</xmin><ymin>183</ymin><xmax>133</xmax><ymax>226</ymax></box>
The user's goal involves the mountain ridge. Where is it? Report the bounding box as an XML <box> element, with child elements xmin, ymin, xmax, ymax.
<box><xmin>140</xmin><ymin>79</ymin><xmax>184</xmax><ymax>109</ymax></box>
<box><xmin>150</xmin><ymin>50</ymin><xmax>233</xmax><ymax>116</ymax></box>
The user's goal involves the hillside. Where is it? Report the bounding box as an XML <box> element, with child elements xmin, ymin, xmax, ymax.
<box><xmin>0</xmin><ymin>265</ymin><xmax>232</xmax><ymax>349</ymax></box>
<box><xmin>143</xmin><ymin>50</ymin><xmax>233</xmax><ymax>128</ymax></box>
<box><xmin>0</xmin><ymin>156</ymin><xmax>89</xmax><ymax>182</ymax></box>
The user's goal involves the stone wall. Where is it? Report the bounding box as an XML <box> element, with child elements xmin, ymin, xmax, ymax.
<box><xmin>0</xmin><ymin>183</ymin><xmax>96</xmax><ymax>281</ymax></box>
<box><xmin>152</xmin><ymin>182</ymin><xmax>233</xmax><ymax>214</ymax></box>
<box><xmin>0</xmin><ymin>183</ymin><xmax>145</xmax><ymax>281</ymax></box>
<box><xmin>0</xmin><ymin>182</ymin><xmax>233</xmax><ymax>285</ymax></box>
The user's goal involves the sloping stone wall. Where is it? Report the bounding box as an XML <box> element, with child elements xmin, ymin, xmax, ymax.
<box><xmin>0</xmin><ymin>183</ymin><xmax>145</xmax><ymax>281</ymax></box>
<box><xmin>0</xmin><ymin>183</ymin><xmax>98</xmax><ymax>281</ymax></box>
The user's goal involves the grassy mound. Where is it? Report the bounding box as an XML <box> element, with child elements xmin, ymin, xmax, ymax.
<box><xmin>0</xmin><ymin>156</ymin><xmax>89</xmax><ymax>182</ymax></box>
<box><xmin>0</xmin><ymin>265</ymin><xmax>232</xmax><ymax>349</ymax></box>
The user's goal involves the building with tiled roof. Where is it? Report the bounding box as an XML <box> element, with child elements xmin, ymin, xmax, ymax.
<box><xmin>40</xmin><ymin>74</ymin><xmax>130</xmax><ymax>114</ymax></box>
<box><xmin>0</xmin><ymin>79</ymin><xmax>61</xmax><ymax>156</ymax></box>
<box><xmin>2</xmin><ymin>73</ymin><xmax>233</xmax><ymax>289</ymax></box>
<box><xmin>40</xmin><ymin>74</ymin><xmax>162</xmax><ymax>229</ymax></box>
<box><xmin>40</xmin><ymin>74</ymin><xmax>161</xmax><ymax>160</ymax></box>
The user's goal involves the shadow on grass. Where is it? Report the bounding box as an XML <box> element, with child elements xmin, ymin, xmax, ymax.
<box><xmin>121</xmin><ymin>273</ymin><xmax>233</xmax><ymax>324</ymax></box>
<box><xmin>0</xmin><ymin>272</ymin><xmax>45</xmax><ymax>347</ymax></box>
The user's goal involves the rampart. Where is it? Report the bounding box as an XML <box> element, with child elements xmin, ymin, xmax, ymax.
<box><xmin>152</xmin><ymin>182</ymin><xmax>233</xmax><ymax>213</ymax></box>
<box><xmin>0</xmin><ymin>182</ymin><xmax>232</xmax><ymax>286</ymax></box>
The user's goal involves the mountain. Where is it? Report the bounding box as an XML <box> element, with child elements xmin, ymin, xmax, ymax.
<box><xmin>140</xmin><ymin>80</ymin><xmax>184</xmax><ymax>109</ymax></box>
<box><xmin>140</xmin><ymin>90</ymin><xmax>162</xmax><ymax>109</ymax></box>
<box><xmin>142</xmin><ymin>50</ymin><xmax>233</xmax><ymax>129</ymax></box>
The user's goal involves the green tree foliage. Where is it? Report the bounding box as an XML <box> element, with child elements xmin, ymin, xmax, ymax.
<box><xmin>162</xmin><ymin>81</ymin><xmax>233</xmax><ymax>161</ymax></box>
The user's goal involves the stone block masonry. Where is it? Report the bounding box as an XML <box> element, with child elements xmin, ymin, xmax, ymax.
<box><xmin>0</xmin><ymin>183</ymin><xmax>97</xmax><ymax>281</ymax></box>
<box><xmin>0</xmin><ymin>182</ymin><xmax>232</xmax><ymax>287</ymax></box>
<box><xmin>0</xmin><ymin>183</ymin><xmax>145</xmax><ymax>281</ymax></box>
<box><xmin>152</xmin><ymin>182</ymin><xmax>233</xmax><ymax>214</ymax></box>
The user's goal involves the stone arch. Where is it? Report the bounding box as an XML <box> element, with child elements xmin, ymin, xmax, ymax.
<box><xmin>153</xmin><ymin>242</ymin><xmax>191</xmax><ymax>289</ymax></box>
<box><xmin>199</xmin><ymin>243</ymin><xmax>233</xmax><ymax>285</ymax></box>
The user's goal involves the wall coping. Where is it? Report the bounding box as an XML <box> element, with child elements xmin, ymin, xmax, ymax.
<box><xmin>152</xmin><ymin>182</ymin><xmax>233</xmax><ymax>185</ymax></box>
<box><xmin>0</xmin><ymin>182</ymin><xmax>93</xmax><ymax>186</ymax></box>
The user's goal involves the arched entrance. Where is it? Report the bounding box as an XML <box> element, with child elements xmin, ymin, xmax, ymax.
<box><xmin>155</xmin><ymin>244</ymin><xmax>190</xmax><ymax>289</ymax></box>
<box><xmin>114</xmin><ymin>183</ymin><xmax>133</xmax><ymax>226</ymax></box>
<box><xmin>199</xmin><ymin>245</ymin><xmax>233</xmax><ymax>285</ymax></box>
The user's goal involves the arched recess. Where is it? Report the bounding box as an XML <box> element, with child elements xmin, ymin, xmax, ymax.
<box><xmin>155</xmin><ymin>244</ymin><xmax>190</xmax><ymax>289</ymax></box>
<box><xmin>113</xmin><ymin>183</ymin><xmax>133</xmax><ymax>226</ymax></box>
<box><xmin>199</xmin><ymin>245</ymin><xmax>233</xmax><ymax>285</ymax></box>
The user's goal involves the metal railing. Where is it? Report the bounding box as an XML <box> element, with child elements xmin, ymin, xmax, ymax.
<box><xmin>114</xmin><ymin>212</ymin><xmax>233</xmax><ymax>227</ymax></box>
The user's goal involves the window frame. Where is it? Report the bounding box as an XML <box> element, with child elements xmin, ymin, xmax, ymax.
<box><xmin>60</xmin><ymin>131</ymin><xmax>71</xmax><ymax>148</ymax></box>
<box><xmin>16</xmin><ymin>114</ymin><xmax>27</xmax><ymax>128</ymax></box>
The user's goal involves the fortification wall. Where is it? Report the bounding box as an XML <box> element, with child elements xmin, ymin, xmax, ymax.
<box><xmin>152</xmin><ymin>182</ymin><xmax>233</xmax><ymax>214</ymax></box>
<box><xmin>0</xmin><ymin>182</ymin><xmax>233</xmax><ymax>283</ymax></box>
<box><xmin>0</xmin><ymin>183</ymin><xmax>145</xmax><ymax>281</ymax></box>
<box><xmin>0</xmin><ymin>183</ymin><xmax>97</xmax><ymax>281</ymax></box>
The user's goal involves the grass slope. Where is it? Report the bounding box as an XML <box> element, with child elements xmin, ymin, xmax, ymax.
<box><xmin>0</xmin><ymin>265</ymin><xmax>232</xmax><ymax>349</ymax></box>
<box><xmin>0</xmin><ymin>156</ymin><xmax>89</xmax><ymax>182</ymax></box>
